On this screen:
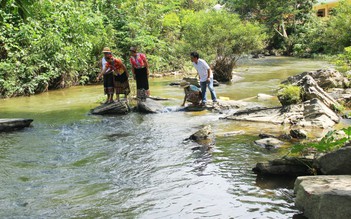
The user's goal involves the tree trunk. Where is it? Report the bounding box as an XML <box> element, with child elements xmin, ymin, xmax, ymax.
<box><xmin>212</xmin><ymin>56</ymin><xmax>236</xmax><ymax>82</ymax></box>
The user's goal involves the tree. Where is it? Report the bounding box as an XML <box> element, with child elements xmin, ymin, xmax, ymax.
<box><xmin>223</xmin><ymin>0</ymin><xmax>317</xmax><ymax>54</ymax></box>
<box><xmin>182</xmin><ymin>10</ymin><xmax>266</xmax><ymax>81</ymax></box>
<box><xmin>325</xmin><ymin>0</ymin><xmax>351</xmax><ymax>53</ymax></box>
<box><xmin>0</xmin><ymin>0</ymin><xmax>35</xmax><ymax>21</ymax></box>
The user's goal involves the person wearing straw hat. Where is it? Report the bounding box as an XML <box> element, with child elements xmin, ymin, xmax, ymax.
<box><xmin>97</xmin><ymin>47</ymin><xmax>115</xmax><ymax>104</ymax></box>
<box><xmin>180</xmin><ymin>81</ymin><xmax>202</xmax><ymax>107</ymax></box>
<box><xmin>129</xmin><ymin>46</ymin><xmax>150</xmax><ymax>100</ymax></box>
<box><xmin>105</xmin><ymin>55</ymin><xmax>130</xmax><ymax>102</ymax></box>
<box><xmin>99</xmin><ymin>47</ymin><xmax>113</xmax><ymax>72</ymax></box>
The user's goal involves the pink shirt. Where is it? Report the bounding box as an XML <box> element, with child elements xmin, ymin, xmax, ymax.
<box><xmin>130</xmin><ymin>53</ymin><xmax>147</xmax><ymax>69</ymax></box>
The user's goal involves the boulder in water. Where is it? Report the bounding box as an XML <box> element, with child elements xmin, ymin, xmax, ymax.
<box><xmin>0</xmin><ymin>118</ymin><xmax>33</xmax><ymax>132</ymax></box>
<box><xmin>137</xmin><ymin>98</ymin><xmax>164</xmax><ymax>113</ymax></box>
<box><xmin>91</xmin><ymin>101</ymin><xmax>130</xmax><ymax>115</ymax></box>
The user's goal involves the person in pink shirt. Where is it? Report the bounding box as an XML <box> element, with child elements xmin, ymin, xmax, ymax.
<box><xmin>129</xmin><ymin>47</ymin><xmax>150</xmax><ymax>100</ymax></box>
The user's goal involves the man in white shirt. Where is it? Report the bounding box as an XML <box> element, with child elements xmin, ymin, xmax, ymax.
<box><xmin>190</xmin><ymin>51</ymin><xmax>218</xmax><ymax>106</ymax></box>
<box><xmin>100</xmin><ymin>47</ymin><xmax>112</xmax><ymax>72</ymax></box>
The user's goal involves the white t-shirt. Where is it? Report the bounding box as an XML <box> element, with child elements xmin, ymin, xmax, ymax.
<box><xmin>101</xmin><ymin>57</ymin><xmax>107</xmax><ymax>71</ymax></box>
<box><xmin>192</xmin><ymin>58</ymin><xmax>212</xmax><ymax>82</ymax></box>
<box><xmin>101</xmin><ymin>57</ymin><xmax>111</xmax><ymax>72</ymax></box>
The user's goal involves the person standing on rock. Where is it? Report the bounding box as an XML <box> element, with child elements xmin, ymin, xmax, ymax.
<box><xmin>97</xmin><ymin>47</ymin><xmax>114</xmax><ymax>104</ymax></box>
<box><xmin>98</xmin><ymin>54</ymin><xmax>130</xmax><ymax>103</ymax></box>
<box><xmin>129</xmin><ymin>46</ymin><xmax>150</xmax><ymax>100</ymax></box>
<box><xmin>190</xmin><ymin>51</ymin><xmax>218</xmax><ymax>106</ymax></box>
<box><xmin>99</xmin><ymin>47</ymin><xmax>112</xmax><ymax>73</ymax></box>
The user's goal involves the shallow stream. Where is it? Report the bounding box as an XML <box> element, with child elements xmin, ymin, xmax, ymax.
<box><xmin>0</xmin><ymin>57</ymin><xmax>334</xmax><ymax>218</ymax></box>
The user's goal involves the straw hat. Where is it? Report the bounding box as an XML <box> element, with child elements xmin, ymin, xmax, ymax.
<box><xmin>180</xmin><ymin>81</ymin><xmax>190</xmax><ymax>88</ymax></box>
<box><xmin>130</xmin><ymin>47</ymin><xmax>137</xmax><ymax>52</ymax></box>
<box><xmin>102</xmin><ymin>47</ymin><xmax>111</xmax><ymax>53</ymax></box>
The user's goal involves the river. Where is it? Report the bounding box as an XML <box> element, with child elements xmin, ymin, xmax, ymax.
<box><xmin>0</xmin><ymin>57</ymin><xmax>332</xmax><ymax>218</ymax></box>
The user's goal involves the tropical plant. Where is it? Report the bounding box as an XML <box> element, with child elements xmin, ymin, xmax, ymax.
<box><xmin>290</xmin><ymin>126</ymin><xmax>351</xmax><ymax>158</ymax></box>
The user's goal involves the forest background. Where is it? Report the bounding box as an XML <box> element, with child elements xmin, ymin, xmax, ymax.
<box><xmin>0</xmin><ymin>0</ymin><xmax>350</xmax><ymax>98</ymax></box>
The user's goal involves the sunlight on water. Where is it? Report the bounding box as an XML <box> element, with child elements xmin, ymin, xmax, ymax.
<box><xmin>0</xmin><ymin>57</ymin><xmax>333</xmax><ymax>218</ymax></box>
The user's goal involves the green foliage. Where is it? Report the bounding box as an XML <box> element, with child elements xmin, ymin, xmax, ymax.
<box><xmin>292</xmin><ymin>16</ymin><xmax>329</xmax><ymax>57</ymax></box>
<box><xmin>0</xmin><ymin>0</ymin><xmax>112</xmax><ymax>97</ymax></box>
<box><xmin>332</xmin><ymin>103</ymin><xmax>345</xmax><ymax>113</ymax></box>
<box><xmin>333</xmin><ymin>46</ymin><xmax>351</xmax><ymax>73</ymax></box>
<box><xmin>224</xmin><ymin>0</ymin><xmax>317</xmax><ymax>54</ymax></box>
<box><xmin>4</xmin><ymin>0</ymin><xmax>350</xmax><ymax>97</ymax></box>
<box><xmin>291</xmin><ymin>127</ymin><xmax>351</xmax><ymax>157</ymax></box>
<box><xmin>277</xmin><ymin>84</ymin><xmax>302</xmax><ymax>105</ymax></box>
<box><xmin>324</xmin><ymin>0</ymin><xmax>351</xmax><ymax>53</ymax></box>
<box><xmin>293</xmin><ymin>0</ymin><xmax>351</xmax><ymax>56</ymax></box>
<box><xmin>181</xmin><ymin>10</ymin><xmax>266</xmax><ymax>63</ymax></box>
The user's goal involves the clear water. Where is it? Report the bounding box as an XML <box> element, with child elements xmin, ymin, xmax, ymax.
<box><xmin>0</xmin><ymin>57</ymin><xmax>333</xmax><ymax>218</ymax></box>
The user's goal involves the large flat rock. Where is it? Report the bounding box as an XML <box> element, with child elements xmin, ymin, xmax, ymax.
<box><xmin>294</xmin><ymin>175</ymin><xmax>351</xmax><ymax>219</ymax></box>
<box><xmin>224</xmin><ymin>98</ymin><xmax>339</xmax><ymax>128</ymax></box>
<box><xmin>0</xmin><ymin>118</ymin><xmax>33</xmax><ymax>132</ymax></box>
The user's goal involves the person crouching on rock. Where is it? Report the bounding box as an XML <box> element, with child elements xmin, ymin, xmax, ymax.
<box><xmin>180</xmin><ymin>81</ymin><xmax>202</xmax><ymax>107</ymax></box>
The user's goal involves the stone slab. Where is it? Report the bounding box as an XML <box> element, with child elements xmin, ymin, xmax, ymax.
<box><xmin>294</xmin><ymin>175</ymin><xmax>351</xmax><ymax>219</ymax></box>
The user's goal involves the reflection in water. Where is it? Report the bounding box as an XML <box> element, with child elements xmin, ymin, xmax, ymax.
<box><xmin>0</xmin><ymin>57</ymin><xmax>332</xmax><ymax>218</ymax></box>
<box><xmin>255</xmin><ymin>175</ymin><xmax>296</xmax><ymax>190</ymax></box>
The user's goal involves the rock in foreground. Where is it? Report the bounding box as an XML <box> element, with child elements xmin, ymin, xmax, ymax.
<box><xmin>294</xmin><ymin>175</ymin><xmax>351</xmax><ymax>219</ymax></box>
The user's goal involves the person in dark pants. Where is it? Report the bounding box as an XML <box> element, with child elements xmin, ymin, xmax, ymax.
<box><xmin>97</xmin><ymin>47</ymin><xmax>114</xmax><ymax>104</ymax></box>
<box><xmin>129</xmin><ymin>47</ymin><xmax>150</xmax><ymax>100</ymax></box>
<box><xmin>190</xmin><ymin>51</ymin><xmax>217</xmax><ymax>106</ymax></box>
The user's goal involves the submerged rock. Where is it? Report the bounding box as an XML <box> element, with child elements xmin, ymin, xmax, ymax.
<box><xmin>187</xmin><ymin>125</ymin><xmax>214</xmax><ymax>150</ymax></box>
<box><xmin>252</xmin><ymin>157</ymin><xmax>314</xmax><ymax>176</ymax></box>
<box><xmin>0</xmin><ymin>118</ymin><xmax>33</xmax><ymax>132</ymax></box>
<box><xmin>254</xmin><ymin>137</ymin><xmax>284</xmax><ymax>150</ymax></box>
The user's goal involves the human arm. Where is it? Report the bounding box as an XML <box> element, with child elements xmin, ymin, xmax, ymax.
<box><xmin>142</xmin><ymin>54</ymin><xmax>150</xmax><ymax>77</ymax></box>
<box><xmin>181</xmin><ymin>91</ymin><xmax>187</xmax><ymax>106</ymax></box>
<box><xmin>206</xmin><ymin>68</ymin><xmax>211</xmax><ymax>83</ymax></box>
<box><xmin>122</xmin><ymin>63</ymin><xmax>128</xmax><ymax>78</ymax></box>
<box><xmin>97</xmin><ymin>67</ymin><xmax>107</xmax><ymax>80</ymax></box>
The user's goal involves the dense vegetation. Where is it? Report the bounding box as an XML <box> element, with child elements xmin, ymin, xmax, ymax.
<box><xmin>1</xmin><ymin>0</ymin><xmax>351</xmax><ymax>97</ymax></box>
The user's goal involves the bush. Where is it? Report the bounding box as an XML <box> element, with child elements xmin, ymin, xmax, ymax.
<box><xmin>277</xmin><ymin>84</ymin><xmax>302</xmax><ymax>106</ymax></box>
